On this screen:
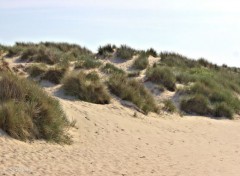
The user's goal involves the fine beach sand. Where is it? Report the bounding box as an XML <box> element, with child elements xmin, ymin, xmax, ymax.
<box><xmin>1</xmin><ymin>55</ymin><xmax>240</xmax><ymax>176</ymax></box>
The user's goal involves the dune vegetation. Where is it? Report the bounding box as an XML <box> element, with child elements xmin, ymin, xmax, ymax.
<box><xmin>1</xmin><ymin>41</ymin><xmax>240</xmax><ymax>146</ymax></box>
<box><xmin>0</xmin><ymin>71</ymin><xmax>71</xmax><ymax>143</ymax></box>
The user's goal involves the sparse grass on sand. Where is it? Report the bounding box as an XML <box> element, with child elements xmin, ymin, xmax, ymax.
<box><xmin>0</xmin><ymin>71</ymin><xmax>71</xmax><ymax>143</ymax></box>
<box><xmin>62</xmin><ymin>71</ymin><xmax>111</xmax><ymax>104</ymax></box>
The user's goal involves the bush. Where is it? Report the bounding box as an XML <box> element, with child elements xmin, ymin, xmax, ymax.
<box><xmin>107</xmin><ymin>74</ymin><xmax>158</xmax><ymax>114</ymax></box>
<box><xmin>180</xmin><ymin>94</ymin><xmax>211</xmax><ymax>115</ymax></box>
<box><xmin>128</xmin><ymin>71</ymin><xmax>141</xmax><ymax>77</ymax></box>
<box><xmin>162</xmin><ymin>100</ymin><xmax>176</xmax><ymax>113</ymax></box>
<box><xmin>132</xmin><ymin>53</ymin><xmax>149</xmax><ymax>70</ymax></box>
<box><xmin>146</xmin><ymin>48</ymin><xmax>158</xmax><ymax>57</ymax></box>
<box><xmin>214</xmin><ymin>103</ymin><xmax>233</xmax><ymax>119</ymax></box>
<box><xmin>62</xmin><ymin>71</ymin><xmax>110</xmax><ymax>104</ymax></box>
<box><xmin>146</xmin><ymin>66</ymin><xmax>176</xmax><ymax>91</ymax></box>
<box><xmin>74</xmin><ymin>55</ymin><xmax>102</xmax><ymax>69</ymax></box>
<box><xmin>101</xmin><ymin>63</ymin><xmax>125</xmax><ymax>75</ymax></box>
<box><xmin>20</xmin><ymin>46</ymin><xmax>60</xmax><ymax>65</ymax></box>
<box><xmin>0</xmin><ymin>72</ymin><xmax>70</xmax><ymax>143</ymax></box>
<box><xmin>116</xmin><ymin>45</ymin><xmax>135</xmax><ymax>60</ymax></box>
<box><xmin>41</xmin><ymin>67</ymin><xmax>67</xmax><ymax>84</ymax></box>
<box><xmin>25</xmin><ymin>63</ymin><xmax>47</xmax><ymax>77</ymax></box>
<box><xmin>98</xmin><ymin>44</ymin><xmax>116</xmax><ymax>56</ymax></box>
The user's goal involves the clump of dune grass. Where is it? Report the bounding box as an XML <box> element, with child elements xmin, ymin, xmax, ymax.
<box><xmin>41</xmin><ymin>67</ymin><xmax>67</xmax><ymax>84</ymax></box>
<box><xmin>98</xmin><ymin>44</ymin><xmax>116</xmax><ymax>57</ymax></box>
<box><xmin>62</xmin><ymin>71</ymin><xmax>110</xmax><ymax>104</ymax></box>
<box><xmin>162</xmin><ymin>100</ymin><xmax>176</xmax><ymax>113</ymax></box>
<box><xmin>0</xmin><ymin>71</ymin><xmax>71</xmax><ymax>143</ymax></box>
<box><xmin>101</xmin><ymin>63</ymin><xmax>125</xmax><ymax>75</ymax></box>
<box><xmin>107</xmin><ymin>74</ymin><xmax>159</xmax><ymax>114</ymax></box>
<box><xmin>132</xmin><ymin>53</ymin><xmax>149</xmax><ymax>70</ymax></box>
<box><xmin>178</xmin><ymin>75</ymin><xmax>240</xmax><ymax>119</ymax></box>
<box><xmin>74</xmin><ymin>55</ymin><xmax>102</xmax><ymax>69</ymax></box>
<box><xmin>25</xmin><ymin>63</ymin><xmax>48</xmax><ymax>77</ymax></box>
<box><xmin>214</xmin><ymin>103</ymin><xmax>233</xmax><ymax>119</ymax></box>
<box><xmin>128</xmin><ymin>71</ymin><xmax>141</xmax><ymax>77</ymax></box>
<box><xmin>180</xmin><ymin>94</ymin><xmax>211</xmax><ymax>116</ymax></box>
<box><xmin>116</xmin><ymin>45</ymin><xmax>135</xmax><ymax>60</ymax></box>
<box><xmin>146</xmin><ymin>48</ymin><xmax>158</xmax><ymax>57</ymax></box>
<box><xmin>146</xmin><ymin>65</ymin><xmax>176</xmax><ymax>91</ymax></box>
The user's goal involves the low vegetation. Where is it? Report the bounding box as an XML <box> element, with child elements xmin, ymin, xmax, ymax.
<box><xmin>0</xmin><ymin>72</ymin><xmax>71</xmax><ymax>143</ymax></box>
<box><xmin>74</xmin><ymin>55</ymin><xmax>102</xmax><ymax>69</ymax></box>
<box><xmin>146</xmin><ymin>65</ymin><xmax>176</xmax><ymax>91</ymax></box>
<box><xmin>162</xmin><ymin>100</ymin><xmax>176</xmax><ymax>113</ymax></box>
<box><xmin>132</xmin><ymin>53</ymin><xmax>149</xmax><ymax>70</ymax></box>
<box><xmin>101</xmin><ymin>63</ymin><xmax>125</xmax><ymax>75</ymax></box>
<box><xmin>107</xmin><ymin>74</ymin><xmax>159</xmax><ymax>114</ymax></box>
<box><xmin>62</xmin><ymin>71</ymin><xmax>110</xmax><ymax>104</ymax></box>
<box><xmin>98</xmin><ymin>44</ymin><xmax>116</xmax><ymax>57</ymax></box>
<box><xmin>116</xmin><ymin>45</ymin><xmax>135</xmax><ymax>60</ymax></box>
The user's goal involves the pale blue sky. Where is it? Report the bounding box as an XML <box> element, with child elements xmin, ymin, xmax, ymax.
<box><xmin>1</xmin><ymin>0</ymin><xmax>240</xmax><ymax>67</ymax></box>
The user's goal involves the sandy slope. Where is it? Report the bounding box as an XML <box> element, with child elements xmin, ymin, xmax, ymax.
<box><xmin>1</xmin><ymin>85</ymin><xmax>240</xmax><ymax>176</ymax></box>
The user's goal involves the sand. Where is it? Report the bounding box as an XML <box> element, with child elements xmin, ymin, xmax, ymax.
<box><xmin>1</xmin><ymin>55</ymin><xmax>240</xmax><ymax>175</ymax></box>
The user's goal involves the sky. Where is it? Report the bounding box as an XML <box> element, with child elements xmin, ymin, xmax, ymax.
<box><xmin>0</xmin><ymin>0</ymin><xmax>240</xmax><ymax>67</ymax></box>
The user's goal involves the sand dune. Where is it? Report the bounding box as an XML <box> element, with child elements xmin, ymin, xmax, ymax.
<box><xmin>1</xmin><ymin>53</ymin><xmax>240</xmax><ymax>176</ymax></box>
<box><xmin>1</xmin><ymin>86</ymin><xmax>240</xmax><ymax>176</ymax></box>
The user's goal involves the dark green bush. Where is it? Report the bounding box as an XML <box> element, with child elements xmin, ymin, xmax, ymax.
<box><xmin>180</xmin><ymin>94</ymin><xmax>211</xmax><ymax>115</ymax></box>
<box><xmin>214</xmin><ymin>103</ymin><xmax>233</xmax><ymax>119</ymax></box>
<box><xmin>62</xmin><ymin>71</ymin><xmax>110</xmax><ymax>104</ymax></box>
<box><xmin>146</xmin><ymin>48</ymin><xmax>158</xmax><ymax>57</ymax></box>
<box><xmin>116</xmin><ymin>45</ymin><xmax>135</xmax><ymax>60</ymax></box>
<box><xmin>41</xmin><ymin>67</ymin><xmax>67</xmax><ymax>84</ymax></box>
<box><xmin>25</xmin><ymin>64</ymin><xmax>47</xmax><ymax>77</ymax></box>
<box><xmin>146</xmin><ymin>66</ymin><xmax>176</xmax><ymax>91</ymax></box>
<box><xmin>98</xmin><ymin>44</ymin><xmax>116</xmax><ymax>56</ymax></box>
<box><xmin>107</xmin><ymin>74</ymin><xmax>158</xmax><ymax>114</ymax></box>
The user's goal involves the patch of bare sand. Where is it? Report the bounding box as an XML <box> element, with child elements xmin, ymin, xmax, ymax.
<box><xmin>1</xmin><ymin>85</ymin><xmax>240</xmax><ymax>176</ymax></box>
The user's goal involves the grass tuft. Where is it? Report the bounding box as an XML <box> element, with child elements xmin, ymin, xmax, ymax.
<box><xmin>62</xmin><ymin>71</ymin><xmax>111</xmax><ymax>104</ymax></box>
<box><xmin>107</xmin><ymin>74</ymin><xmax>158</xmax><ymax>114</ymax></box>
<box><xmin>0</xmin><ymin>72</ymin><xmax>71</xmax><ymax>143</ymax></box>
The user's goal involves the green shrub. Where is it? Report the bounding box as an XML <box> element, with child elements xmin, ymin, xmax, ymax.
<box><xmin>0</xmin><ymin>72</ymin><xmax>70</xmax><ymax>143</ymax></box>
<box><xmin>146</xmin><ymin>48</ymin><xmax>158</xmax><ymax>57</ymax></box>
<box><xmin>160</xmin><ymin>52</ymin><xmax>199</xmax><ymax>68</ymax></box>
<box><xmin>62</xmin><ymin>71</ymin><xmax>110</xmax><ymax>104</ymax></box>
<box><xmin>128</xmin><ymin>71</ymin><xmax>141</xmax><ymax>77</ymax></box>
<box><xmin>163</xmin><ymin>100</ymin><xmax>176</xmax><ymax>113</ymax></box>
<box><xmin>107</xmin><ymin>74</ymin><xmax>158</xmax><ymax>114</ymax></box>
<box><xmin>98</xmin><ymin>44</ymin><xmax>116</xmax><ymax>56</ymax></box>
<box><xmin>180</xmin><ymin>94</ymin><xmax>211</xmax><ymax>115</ymax></box>
<box><xmin>74</xmin><ymin>55</ymin><xmax>102</xmax><ymax>69</ymax></box>
<box><xmin>25</xmin><ymin>64</ymin><xmax>47</xmax><ymax>77</ymax></box>
<box><xmin>214</xmin><ymin>103</ymin><xmax>234</xmax><ymax>119</ymax></box>
<box><xmin>41</xmin><ymin>67</ymin><xmax>67</xmax><ymax>84</ymax></box>
<box><xmin>101</xmin><ymin>63</ymin><xmax>125</xmax><ymax>75</ymax></box>
<box><xmin>132</xmin><ymin>53</ymin><xmax>149</xmax><ymax>70</ymax></box>
<box><xmin>20</xmin><ymin>46</ymin><xmax>60</xmax><ymax>65</ymax></box>
<box><xmin>116</xmin><ymin>45</ymin><xmax>135</xmax><ymax>60</ymax></box>
<box><xmin>146</xmin><ymin>66</ymin><xmax>176</xmax><ymax>91</ymax></box>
